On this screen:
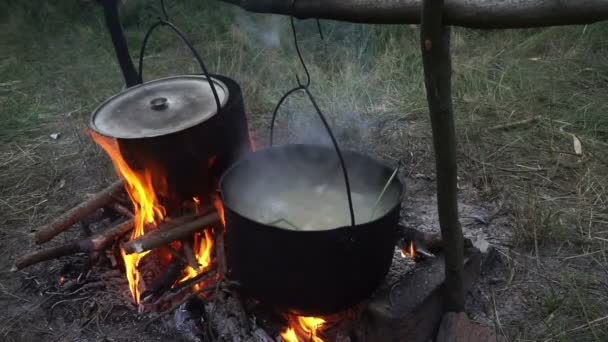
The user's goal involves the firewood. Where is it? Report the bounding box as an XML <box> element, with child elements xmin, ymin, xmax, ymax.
<box><xmin>107</xmin><ymin>201</ymin><xmax>134</xmax><ymax>218</ymax></box>
<box><xmin>183</xmin><ymin>241</ymin><xmax>202</xmax><ymax>270</ymax></box>
<box><xmin>31</xmin><ymin>180</ymin><xmax>125</xmax><ymax>244</ymax></box>
<box><xmin>14</xmin><ymin>218</ymin><xmax>134</xmax><ymax>271</ymax></box>
<box><xmin>214</xmin><ymin>226</ymin><xmax>228</xmax><ymax>277</ymax></box>
<box><xmin>123</xmin><ymin>213</ymin><xmax>220</xmax><ymax>254</ymax></box>
<box><xmin>142</xmin><ymin>257</ymin><xmax>184</xmax><ymax>302</ymax></box>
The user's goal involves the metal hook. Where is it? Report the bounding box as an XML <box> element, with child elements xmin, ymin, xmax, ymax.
<box><xmin>290</xmin><ymin>15</ymin><xmax>311</xmax><ymax>88</ymax></box>
<box><xmin>316</xmin><ymin>19</ymin><xmax>324</xmax><ymax>40</ymax></box>
<box><xmin>160</xmin><ymin>0</ymin><xmax>169</xmax><ymax>21</ymax></box>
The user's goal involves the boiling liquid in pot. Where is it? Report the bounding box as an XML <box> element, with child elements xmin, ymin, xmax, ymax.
<box><xmin>252</xmin><ymin>184</ymin><xmax>384</xmax><ymax>231</ymax></box>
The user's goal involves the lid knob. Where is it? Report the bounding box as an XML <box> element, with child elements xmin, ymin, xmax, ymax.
<box><xmin>150</xmin><ymin>97</ymin><xmax>168</xmax><ymax>110</ymax></box>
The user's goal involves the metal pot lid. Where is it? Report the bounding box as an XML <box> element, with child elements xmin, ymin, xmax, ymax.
<box><xmin>90</xmin><ymin>75</ymin><xmax>228</xmax><ymax>139</ymax></box>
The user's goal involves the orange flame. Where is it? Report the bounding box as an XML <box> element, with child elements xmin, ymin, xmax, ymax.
<box><xmin>280</xmin><ymin>316</ymin><xmax>326</xmax><ymax>342</ymax></box>
<box><xmin>179</xmin><ymin>229</ymin><xmax>215</xmax><ymax>290</ymax></box>
<box><xmin>400</xmin><ymin>241</ymin><xmax>416</xmax><ymax>259</ymax></box>
<box><xmin>214</xmin><ymin>196</ymin><xmax>225</xmax><ymax>227</ymax></box>
<box><xmin>281</xmin><ymin>328</ymin><xmax>298</xmax><ymax>342</ymax></box>
<box><xmin>90</xmin><ymin>131</ymin><xmax>165</xmax><ymax>303</ymax></box>
<box><xmin>409</xmin><ymin>241</ymin><xmax>416</xmax><ymax>258</ymax></box>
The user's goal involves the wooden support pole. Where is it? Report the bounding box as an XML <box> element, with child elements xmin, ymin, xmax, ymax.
<box><xmin>220</xmin><ymin>0</ymin><xmax>608</xmax><ymax>29</ymax></box>
<box><xmin>420</xmin><ymin>0</ymin><xmax>465</xmax><ymax>312</ymax></box>
<box><xmin>99</xmin><ymin>0</ymin><xmax>140</xmax><ymax>87</ymax></box>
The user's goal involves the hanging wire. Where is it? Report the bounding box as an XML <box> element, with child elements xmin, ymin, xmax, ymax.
<box><xmin>269</xmin><ymin>0</ymin><xmax>355</xmax><ymax>226</ymax></box>
<box><xmin>160</xmin><ymin>0</ymin><xmax>169</xmax><ymax>21</ymax></box>
<box><xmin>137</xmin><ymin>19</ymin><xmax>221</xmax><ymax>114</ymax></box>
<box><xmin>316</xmin><ymin>19</ymin><xmax>324</xmax><ymax>40</ymax></box>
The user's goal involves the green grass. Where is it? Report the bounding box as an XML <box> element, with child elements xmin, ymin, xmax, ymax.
<box><xmin>1</xmin><ymin>1</ymin><xmax>608</xmax><ymax>340</ymax></box>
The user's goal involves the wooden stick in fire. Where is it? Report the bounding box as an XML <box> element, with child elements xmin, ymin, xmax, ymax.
<box><xmin>30</xmin><ymin>180</ymin><xmax>125</xmax><ymax>244</ymax></box>
<box><xmin>14</xmin><ymin>218</ymin><xmax>134</xmax><ymax>271</ymax></box>
<box><xmin>122</xmin><ymin>212</ymin><xmax>220</xmax><ymax>254</ymax></box>
<box><xmin>214</xmin><ymin>225</ymin><xmax>228</xmax><ymax>278</ymax></box>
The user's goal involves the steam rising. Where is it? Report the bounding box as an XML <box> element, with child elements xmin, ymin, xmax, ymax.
<box><xmin>221</xmin><ymin>145</ymin><xmax>401</xmax><ymax>230</ymax></box>
<box><xmin>234</xmin><ymin>10</ymin><xmax>283</xmax><ymax>48</ymax></box>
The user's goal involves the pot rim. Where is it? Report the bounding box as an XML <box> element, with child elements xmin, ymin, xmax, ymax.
<box><xmin>219</xmin><ymin>143</ymin><xmax>405</xmax><ymax>233</ymax></box>
<box><xmin>89</xmin><ymin>74</ymin><xmax>229</xmax><ymax>140</ymax></box>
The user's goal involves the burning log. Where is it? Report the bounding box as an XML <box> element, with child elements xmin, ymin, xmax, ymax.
<box><xmin>214</xmin><ymin>225</ymin><xmax>227</xmax><ymax>277</ymax></box>
<box><xmin>30</xmin><ymin>180</ymin><xmax>125</xmax><ymax>244</ymax></box>
<box><xmin>14</xmin><ymin>218</ymin><xmax>134</xmax><ymax>271</ymax></box>
<box><xmin>142</xmin><ymin>257</ymin><xmax>184</xmax><ymax>302</ymax></box>
<box><xmin>123</xmin><ymin>212</ymin><xmax>220</xmax><ymax>254</ymax></box>
<box><xmin>183</xmin><ymin>241</ymin><xmax>202</xmax><ymax>271</ymax></box>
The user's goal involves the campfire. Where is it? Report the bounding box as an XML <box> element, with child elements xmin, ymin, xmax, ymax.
<box><xmin>90</xmin><ymin>132</ymin><xmax>220</xmax><ymax>306</ymax></box>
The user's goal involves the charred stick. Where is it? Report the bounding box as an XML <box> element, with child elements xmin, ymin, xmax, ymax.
<box><xmin>31</xmin><ymin>180</ymin><xmax>125</xmax><ymax>244</ymax></box>
<box><xmin>183</xmin><ymin>241</ymin><xmax>201</xmax><ymax>271</ymax></box>
<box><xmin>214</xmin><ymin>226</ymin><xmax>227</xmax><ymax>278</ymax></box>
<box><xmin>167</xmin><ymin>264</ymin><xmax>217</xmax><ymax>296</ymax></box>
<box><xmin>162</xmin><ymin>246</ymin><xmax>190</xmax><ymax>267</ymax></box>
<box><xmin>107</xmin><ymin>202</ymin><xmax>134</xmax><ymax>218</ymax></box>
<box><xmin>14</xmin><ymin>219</ymin><xmax>134</xmax><ymax>271</ymax></box>
<box><xmin>155</xmin><ymin>267</ymin><xmax>218</xmax><ymax>309</ymax></box>
<box><xmin>142</xmin><ymin>257</ymin><xmax>184</xmax><ymax>302</ymax></box>
<box><xmin>123</xmin><ymin>213</ymin><xmax>220</xmax><ymax>254</ymax></box>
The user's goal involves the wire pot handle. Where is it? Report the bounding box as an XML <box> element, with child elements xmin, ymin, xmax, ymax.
<box><xmin>137</xmin><ymin>19</ymin><xmax>221</xmax><ymax>115</ymax></box>
<box><xmin>269</xmin><ymin>13</ymin><xmax>356</xmax><ymax>227</ymax></box>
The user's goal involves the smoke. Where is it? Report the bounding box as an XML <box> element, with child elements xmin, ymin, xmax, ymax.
<box><xmin>233</xmin><ymin>9</ymin><xmax>283</xmax><ymax>48</ymax></box>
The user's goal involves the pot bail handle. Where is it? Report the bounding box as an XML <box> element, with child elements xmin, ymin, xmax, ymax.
<box><xmin>137</xmin><ymin>19</ymin><xmax>221</xmax><ymax>115</ymax></box>
<box><xmin>269</xmin><ymin>7</ymin><xmax>355</xmax><ymax>227</ymax></box>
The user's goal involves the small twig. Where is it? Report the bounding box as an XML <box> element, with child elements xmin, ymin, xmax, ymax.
<box><xmin>485</xmin><ymin>116</ymin><xmax>542</xmax><ymax>131</ymax></box>
<box><xmin>370</xmin><ymin>166</ymin><xmax>400</xmax><ymax>220</ymax></box>
<box><xmin>266</xmin><ymin>218</ymin><xmax>301</xmax><ymax>230</ymax></box>
<box><xmin>166</xmin><ymin>266</ymin><xmax>217</xmax><ymax>296</ymax></box>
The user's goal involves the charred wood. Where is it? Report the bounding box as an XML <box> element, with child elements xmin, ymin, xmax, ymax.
<box><xmin>214</xmin><ymin>226</ymin><xmax>228</xmax><ymax>277</ymax></box>
<box><xmin>142</xmin><ymin>257</ymin><xmax>184</xmax><ymax>302</ymax></box>
<box><xmin>31</xmin><ymin>180</ymin><xmax>125</xmax><ymax>244</ymax></box>
<box><xmin>106</xmin><ymin>201</ymin><xmax>134</xmax><ymax>218</ymax></box>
